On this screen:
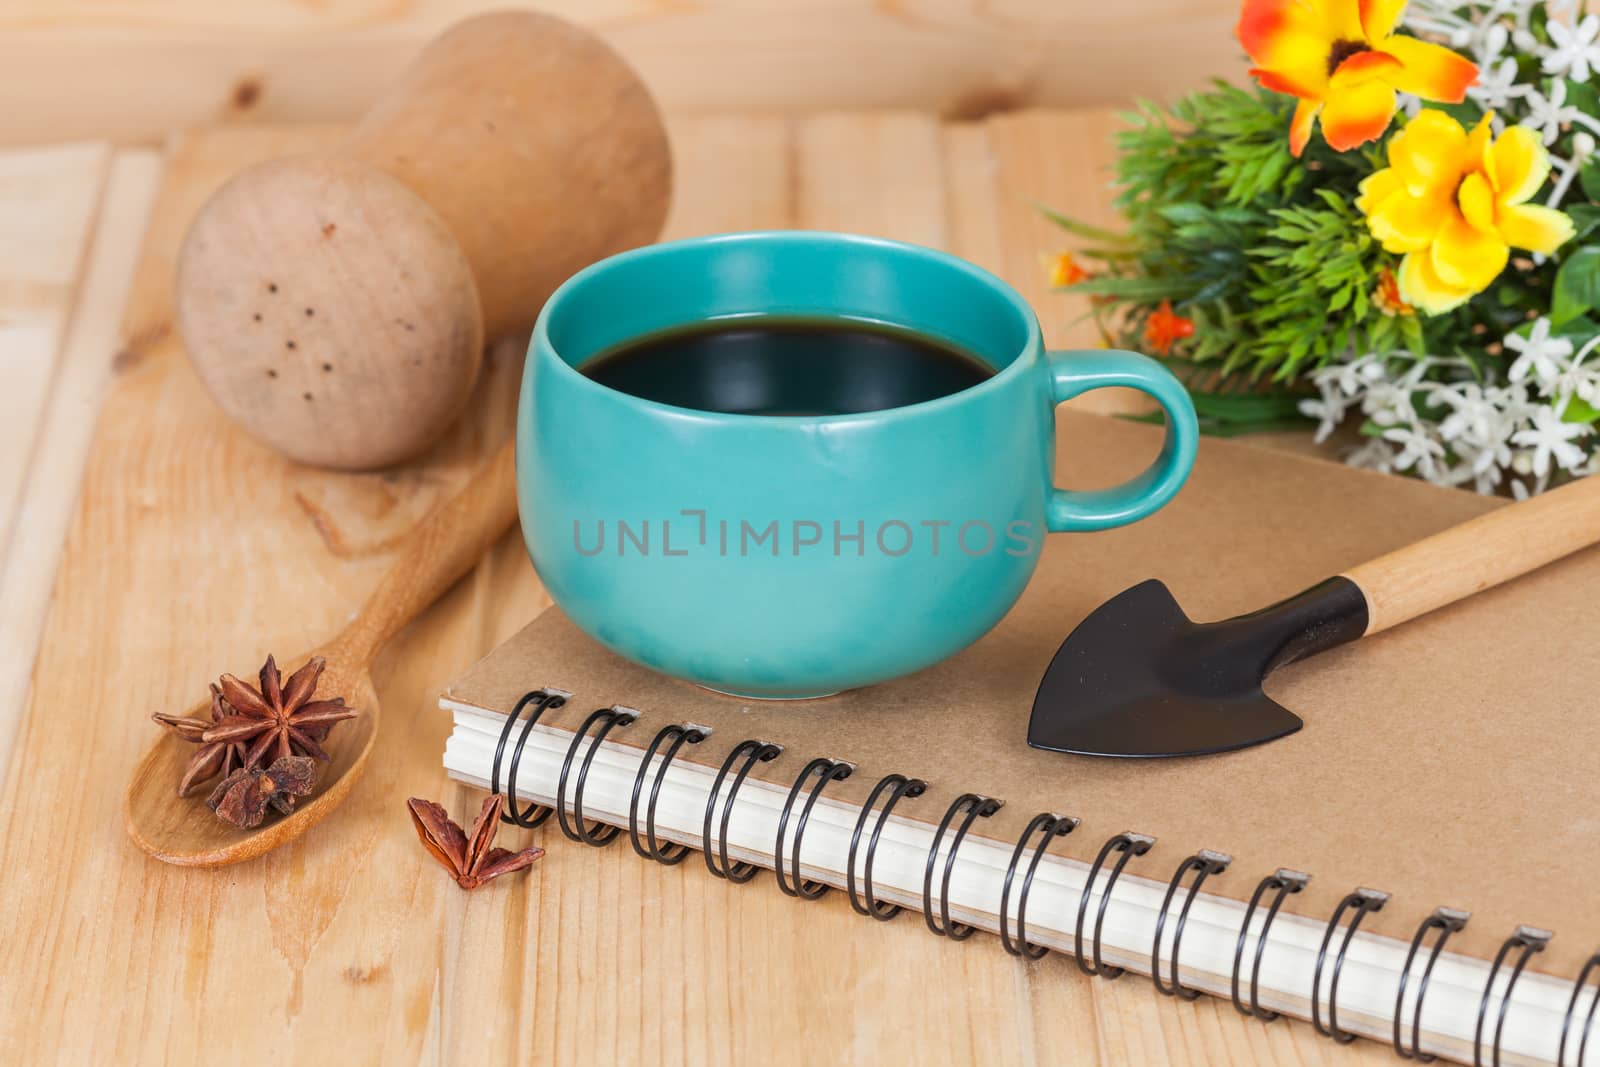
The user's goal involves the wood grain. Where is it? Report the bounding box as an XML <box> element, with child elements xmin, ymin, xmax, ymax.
<box><xmin>0</xmin><ymin>142</ymin><xmax>108</xmax><ymax>561</ymax></box>
<box><xmin>0</xmin><ymin>113</ymin><xmax>1373</xmax><ymax>1066</ymax></box>
<box><xmin>0</xmin><ymin>1</ymin><xmax>1244</xmax><ymax>147</ymax></box>
<box><xmin>0</xmin><ymin>144</ymin><xmax>161</xmax><ymax>790</ymax></box>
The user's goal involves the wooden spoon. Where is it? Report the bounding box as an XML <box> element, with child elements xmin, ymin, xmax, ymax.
<box><xmin>124</xmin><ymin>442</ymin><xmax>517</xmax><ymax>866</ymax></box>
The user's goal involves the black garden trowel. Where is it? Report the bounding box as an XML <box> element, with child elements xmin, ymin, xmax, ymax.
<box><xmin>1028</xmin><ymin>473</ymin><xmax>1600</xmax><ymax>758</ymax></box>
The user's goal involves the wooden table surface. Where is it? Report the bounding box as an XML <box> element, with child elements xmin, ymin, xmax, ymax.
<box><xmin>0</xmin><ymin>110</ymin><xmax>1379</xmax><ymax>1065</ymax></box>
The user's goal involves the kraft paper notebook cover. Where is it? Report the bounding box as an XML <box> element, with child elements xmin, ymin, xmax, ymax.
<box><xmin>440</xmin><ymin>411</ymin><xmax>1600</xmax><ymax>1067</ymax></box>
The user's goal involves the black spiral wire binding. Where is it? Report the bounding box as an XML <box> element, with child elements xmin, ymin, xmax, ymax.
<box><xmin>1394</xmin><ymin>907</ymin><xmax>1470</xmax><ymax>1062</ymax></box>
<box><xmin>1474</xmin><ymin>925</ymin><xmax>1551</xmax><ymax>1067</ymax></box>
<box><xmin>1231</xmin><ymin>868</ymin><xmax>1309</xmax><ymax>1021</ymax></box>
<box><xmin>1311</xmin><ymin>887</ymin><xmax>1389</xmax><ymax>1043</ymax></box>
<box><xmin>554</xmin><ymin>705</ymin><xmax>638</xmax><ymax>846</ymax></box>
<box><xmin>627</xmin><ymin>722</ymin><xmax>711</xmax><ymax>864</ymax></box>
<box><xmin>491</xmin><ymin>688</ymin><xmax>570</xmax><ymax>827</ymax></box>
<box><xmin>773</xmin><ymin>757</ymin><xmax>855</xmax><ymax>899</ymax></box>
<box><xmin>1074</xmin><ymin>832</ymin><xmax>1156</xmax><ymax>978</ymax></box>
<box><xmin>1152</xmin><ymin>849</ymin><xmax>1232</xmax><ymax>999</ymax></box>
<box><xmin>922</xmin><ymin>793</ymin><xmax>1003</xmax><ymax>940</ymax></box>
<box><xmin>846</xmin><ymin>774</ymin><xmax>927</xmax><ymax>921</ymax></box>
<box><xmin>1559</xmin><ymin>952</ymin><xmax>1600</xmax><ymax>1067</ymax></box>
<box><xmin>999</xmin><ymin>812</ymin><xmax>1077</xmax><ymax>959</ymax></box>
<box><xmin>702</xmin><ymin>739</ymin><xmax>783</xmax><ymax>882</ymax></box>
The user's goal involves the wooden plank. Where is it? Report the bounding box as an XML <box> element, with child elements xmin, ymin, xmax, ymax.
<box><xmin>0</xmin><ymin>1</ymin><xmax>1244</xmax><ymax>147</ymax></box>
<box><xmin>0</xmin><ymin>142</ymin><xmax>109</xmax><ymax>564</ymax></box>
<box><xmin>978</xmin><ymin>109</ymin><xmax>1152</xmax><ymax>419</ymax></box>
<box><xmin>661</xmin><ymin>115</ymin><xmax>793</xmax><ymax>242</ymax></box>
<box><xmin>794</xmin><ymin>112</ymin><xmax>948</xmax><ymax>245</ymax></box>
<box><xmin>983</xmin><ymin>109</ymin><xmax>1129</xmax><ymax>355</ymax></box>
<box><xmin>940</xmin><ymin>122</ymin><xmax>1008</xmax><ymax>278</ymax></box>
<box><xmin>0</xmin><ymin>147</ymin><xmax>162</xmax><ymax>788</ymax></box>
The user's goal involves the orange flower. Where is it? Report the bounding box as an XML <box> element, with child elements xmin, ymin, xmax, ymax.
<box><xmin>1237</xmin><ymin>0</ymin><xmax>1477</xmax><ymax>156</ymax></box>
<box><xmin>1372</xmin><ymin>266</ymin><xmax>1413</xmax><ymax>316</ymax></box>
<box><xmin>1045</xmin><ymin>252</ymin><xmax>1091</xmax><ymax>287</ymax></box>
<box><xmin>1144</xmin><ymin>300</ymin><xmax>1195</xmax><ymax>355</ymax></box>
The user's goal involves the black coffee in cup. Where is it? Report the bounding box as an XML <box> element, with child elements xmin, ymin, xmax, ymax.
<box><xmin>579</xmin><ymin>317</ymin><xmax>995</xmax><ymax>416</ymax></box>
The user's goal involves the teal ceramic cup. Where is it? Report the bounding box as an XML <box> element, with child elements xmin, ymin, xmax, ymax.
<box><xmin>519</xmin><ymin>231</ymin><xmax>1198</xmax><ymax>698</ymax></box>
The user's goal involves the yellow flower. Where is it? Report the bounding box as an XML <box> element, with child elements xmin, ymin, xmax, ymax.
<box><xmin>1237</xmin><ymin>0</ymin><xmax>1477</xmax><ymax>156</ymax></box>
<box><xmin>1356</xmin><ymin>110</ymin><xmax>1575</xmax><ymax>314</ymax></box>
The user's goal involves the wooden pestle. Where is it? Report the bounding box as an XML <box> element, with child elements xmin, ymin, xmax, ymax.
<box><xmin>176</xmin><ymin>12</ymin><xmax>672</xmax><ymax>470</ymax></box>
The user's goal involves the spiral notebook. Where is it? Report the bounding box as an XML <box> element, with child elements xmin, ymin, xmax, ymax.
<box><xmin>440</xmin><ymin>412</ymin><xmax>1600</xmax><ymax>1067</ymax></box>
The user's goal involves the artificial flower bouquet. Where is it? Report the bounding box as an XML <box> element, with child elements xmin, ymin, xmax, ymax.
<box><xmin>1052</xmin><ymin>0</ymin><xmax>1600</xmax><ymax>494</ymax></box>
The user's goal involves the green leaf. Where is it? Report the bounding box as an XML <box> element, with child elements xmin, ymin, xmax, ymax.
<box><xmin>1550</xmin><ymin>315</ymin><xmax>1600</xmax><ymax>339</ymax></box>
<box><xmin>1566</xmin><ymin>78</ymin><xmax>1600</xmax><ymax>118</ymax></box>
<box><xmin>1074</xmin><ymin>245</ymin><xmax>1141</xmax><ymax>263</ymax></box>
<box><xmin>1560</xmin><ymin>395</ymin><xmax>1600</xmax><ymax>424</ymax></box>
<box><xmin>1034</xmin><ymin>203</ymin><xmax>1135</xmax><ymax>245</ymax></box>
<box><xmin>1187</xmin><ymin>390</ymin><xmax>1308</xmax><ymax>422</ymax></box>
<box><xmin>1552</xmin><ymin>246</ymin><xmax>1600</xmax><ymax>325</ymax></box>
<box><xmin>1066</xmin><ymin>275</ymin><xmax>1199</xmax><ymax>301</ymax></box>
<box><xmin>1430</xmin><ymin>99</ymin><xmax>1486</xmax><ymax>128</ymax></box>
<box><xmin>1582</xmin><ymin>159</ymin><xmax>1600</xmax><ymax>204</ymax></box>
<box><xmin>1568</xmin><ymin>204</ymin><xmax>1600</xmax><ymax>243</ymax></box>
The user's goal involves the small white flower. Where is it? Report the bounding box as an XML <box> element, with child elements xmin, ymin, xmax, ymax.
<box><xmin>1516</xmin><ymin>468</ymin><xmax>1553</xmax><ymax>497</ymax></box>
<box><xmin>1469</xmin><ymin>433</ymin><xmax>1515</xmax><ymax>483</ymax></box>
<box><xmin>1474</xmin><ymin>458</ymin><xmax>1508</xmax><ymax>493</ymax></box>
<box><xmin>1430</xmin><ymin>382</ymin><xmax>1494</xmax><ymax>441</ymax></box>
<box><xmin>1381</xmin><ymin>423</ymin><xmax>1447</xmax><ymax>479</ymax></box>
<box><xmin>1299</xmin><ymin>391</ymin><xmax>1348</xmax><ymax>444</ymax></box>
<box><xmin>1543</xmin><ymin>13</ymin><xmax>1600</xmax><ymax>83</ymax></box>
<box><xmin>1364</xmin><ymin>379</ymin><xmax>1419</xmax><ymax>426</ymax></box>
<box><xmin>1474</xmin><ymin>58</ymin><xmax>1525</xmax><ymax>111</ymax></box>
<box><xmin>1344</xmin><ymin>436</ymin><xmax>1398</xmax><ymax>475</ymax></box>
<box><xmin>1479</xmin><ymin>21</ymin><xmax>1511</xmax><ymax>63</ymax></box>
<box><xmin>1441</xmin><ymin>446</ymin><xmax>1508</xmax><ymax>492</ymax></box>
<box><xmin>1576</xmin><ymin>131</ymin><xmax>1598</xmax><ymax>161</ymax></box>
<box><xmin>1322</xmin><ymin>353</ymin><xmax>1387</xmax><ymax>396</ymax></box>
<box><xmin>1505</xmin><ymin>318</ymin><xmax>1575</xmax><ymax>386</ymax></box>
<box><xmin>1542</xmin><ymin>357</ymin><xmax>1600</xmax><ymax>403</ymax></box>
<box><xmin>1523</xmin><ymin>80</ymin><xmax>1580</xmax><ymax>145</ymax></box>
<box><xmin>1510</xmin><ymin>405</ymin><xmax>1592</xmax><ymax>476</ymax></box>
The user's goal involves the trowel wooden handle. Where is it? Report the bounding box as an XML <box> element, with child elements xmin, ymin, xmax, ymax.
<box><xmin>1341</xmin><ymin>473</ymin><xmax>1600</xmax><ymax>636</ymax></box>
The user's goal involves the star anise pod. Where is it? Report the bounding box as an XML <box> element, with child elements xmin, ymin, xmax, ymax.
<box><xmin>203</xmin><ymin>655</ymin><xmax>357</xmax><ymax>768</ymax></box>
<box><xmin>206</xmin><ymin>755</ymin><xmax>317</xmax><ymax>828</ymax></box>
<box><xmin>152</xmin><ymin>683</ymin><xmax>251</xmax><ymax>797</ymax></box>
<box><xmin>408</xmin><ymin>794</ymin><xmax>544</xmax><ymax>890</ymax></box>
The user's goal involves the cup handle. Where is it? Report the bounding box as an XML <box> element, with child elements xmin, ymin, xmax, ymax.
<box><xmin>1044</xmin><ymin>349</ymin><xmax>1199</xmax><ymax>533</ymax></box>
